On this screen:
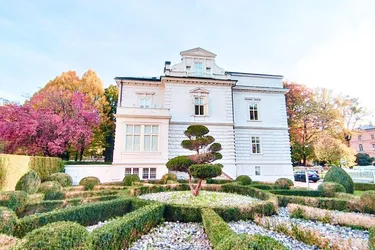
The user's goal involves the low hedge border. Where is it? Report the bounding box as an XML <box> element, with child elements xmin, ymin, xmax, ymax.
<box><xmin>90</xmin><ymin>203</ymin><xmax>165</xmax><ymax>250</ymax></box>
<box><xmin>15</xmin><ymin>197</ymin><xmax>139</xmax><ymax>237</ymax></box>
<box><xmin>63</xmin><ymin>190</ymin><xmax>120</xmax><ymax>199</ymax></box>
<box><xmin>221</xmin><ymin>183</ymin><xmax>271</xmax><ymax>200</ymax></box>
<box><xmin>19</xmin><ymin>195</ymin><xmax>121</xmax><ymax>217</ymax></box>
<box><xmin>277</xmin><ymin>195</ymin><xmax>362</xmax><ymax>212</ymax></box>
<box><xmin>370</xmin><ymin>227</ymin><xmax>375</xmax><ymax>250</ymax></box>
<box><xmin>355</xmin><ymin>183</ymin><xmax>375</xmax><ymax>191</ymax></box>
<box><xmin>201</xmin><ymin>208</ymin><xmax>287</xmax><ymax>250</ymax></box>
<box><xmin>250</xmin><ymin>184</ymin><xmax>277</xmax><ymax>190</ymax></box>
<box><xmin>270</xmin><ymin>190</ymin><xmax>322</xmax><ymax>197</ymax></box>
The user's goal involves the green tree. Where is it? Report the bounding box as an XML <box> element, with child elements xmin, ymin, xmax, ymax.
<box><xmin>166</xmin><ymin>125</ymin><xmax>223</xmax><ymax>196</ymax></box>
<box><xmin>102</xmin><ymin>85</ymin><xmax>118</xmax><ymax>162</ymax></box>
<box><xmin>356</xmin><ymin>153</ymin><xmax>374</xmax><ymax>166</ymax></box>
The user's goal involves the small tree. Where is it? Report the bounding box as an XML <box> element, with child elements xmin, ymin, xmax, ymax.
<box><xmin>356</xmin><ymin>153</ymin><xmax>374</xmax><ymax>166</ymax></box>
<box><xmin>166</xmin><ymin>125</ymin><xmax>223</xmax><ymax>196</ymax></box>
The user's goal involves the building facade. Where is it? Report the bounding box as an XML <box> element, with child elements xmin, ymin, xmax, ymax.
<box><xmin>351</xmin><ymin>125</ymin><xmax>375</xmax><ymax>158</ymax></box>
<box><xmin>112</xmin><ymin>48</ymin><xmax>293</xmax><ymax>182</ymax></box>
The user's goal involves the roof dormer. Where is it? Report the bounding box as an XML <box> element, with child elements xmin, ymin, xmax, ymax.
<box><xmin>164</xmin><ymin>47</ymin><xmax>228</xmax><ymax>80</ymax></box>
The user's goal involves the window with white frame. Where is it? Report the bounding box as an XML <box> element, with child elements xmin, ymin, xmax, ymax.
<box><xmin>144</xmin><ymin>125</ymin><xmax>159</xmax><ymax>151</ymax></box>
<box><xmin>251</xmin><ymin>136</ymin><xmax>261</xmax><ymax>154</ymax></box>
<box><xmin>133</xmin><ymin>168</ymin><xmax>139</xmax><ymax>176</ymax></box>
<box><xmin>194</xmin><ymin>62</ymin><xmax>203</xmax><ymax>76</ymax></box>
<box><xmin>125</xmin><ymin>168</ymin><xmax>139</xmax><ymax>177</ymax></box>
<box><xmin>359</xmin><ymin>144</ymin><xmax>364</xmax><ymax>151</ymax></box>
<box><xmin>249</xmin><ymin>103</ymin><xmax>259</xmax><ymax>121</ymax></box>
<box><xmin>139</xmin><ymin>94</ymin><xmax>152</xmax><ymax>108</ymax></box>
<box><xmin>125</xmin><ymin>168</ymin><xmax>132</xmax><ymax>176</ymax></box>
<box><xmin>125</xmin><ymin>125</ymin><xmax>141</xmax><ymax>151</ymax></box>
<box><xmin>125</xmin><ymin>125</ymin><xmax>159</xmax><ymax>152</ymax></box>
<box><xmin>142</xmin><ymin>168</ymin><xmax>157</xmax><ymax>179</ymax></box>
<box><xmin>194</xmin><ymin>96</ymin><xmax>205</xmax><ymax>116</ymax></box>
<box><xmin>255</xmin><ymin>166</ymin><xmax>261</xmax><ymax>176</ymax></box>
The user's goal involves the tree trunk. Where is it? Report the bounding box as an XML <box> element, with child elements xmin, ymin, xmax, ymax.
<box><xmin>75</xmin><ymin>152</ymin><xmax>78</xmax><ymax>162</ymax></box>
<box><xmin>79</xmin><ymin>147</ymin><xmax>84</xmax><ymax>161</ymax></box>
<box><xmin>192</xmin><ymin>179</ymin><xmax>203</xmax><ymax>196</ymax></box>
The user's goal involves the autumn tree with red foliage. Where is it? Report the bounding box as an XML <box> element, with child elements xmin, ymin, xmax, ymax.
<box><xmin>0</xmin><ymin>90</ymin><xmax>99</xmax><ymax>157</ymax></box>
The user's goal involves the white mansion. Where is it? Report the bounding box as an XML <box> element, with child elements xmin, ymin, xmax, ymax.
<box><xmin>112</xmin><ymin>48</ymin><xmax>293</xmax><ymax>182</ymax></box>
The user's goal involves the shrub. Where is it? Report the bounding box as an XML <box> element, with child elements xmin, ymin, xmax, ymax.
<box><xmin>90</xmin><ymin>204</ymin><xmax>165</xmax><ymax>250</ymax></box>
<box><xmin>370</xmin><ymin>227</ymin><xmax>375</xmax><ymax>250</ymax></box>
<box><xmin>15</xmin><ymin>198</ymin><xmax>134</xmax><ymax>237</ymax></box>
<box><xmin>123</xmin><ymin>175</ymin><xmax>140</xmax><ymax>186</ymax></box>
<box><xmin>46</xmin><ymin>173</ymin><xmax>73</xmax><ymax>187</ymax></box>
<box><xmin>0</xmin><ymin>234</ymin><xmax>19</xmax><ymax>249</ymax></box>
<box><xmin>17</xmin><ymin>221</ymin><xmax>90</xmax><ymax>250</ymax></box>
<box><xmin>216</xmin><ymin>233</ymin><xmax>287</xmax><ymax>250</ymax></box>
<box><xmin>201</xmin><ymin>208</ymin><xmax>234</xmax><ymax>247</ymax></box>
<box><xmin>354</xmin><ymin>183</ymin><xmax>375</xmax><ymax>191</ymax></box>
<box><xmin>235</xmin><ymin>175</ymin><xmax>252</xmax><ymax>185</ymax></box>
<box><xmin>270</xmin><ymin>190</ymin><xmax>322</xmax><ymax>197</ymax></box>
<box><xmin>0</xmin><ymin>207</ymin><xmax>17</xmax><ymax>235</ymax></box>
<box><xmin>166</xmin><ymin>156</ymin><xmax>194</xmax><ymax>172</ymax></box>
<box><xmin>15</xmin><ymin>170</ymin><xmax>41</xmax><ymax>194</ymax></box>
<box><xmin>160</xmin><ymin>173</ymin><xmax>177</xmax><ymax>184</ymax></box>
<box><xmin>29</xmin><ymin>156</ymin><xmax>63</xmax><ymax>181</ymax></box>
<box><xmin>275</xmin><ymin>178</ymin><xmax>294</xmax><ymax>190</ymax></box>
<box><xmin>206</xmin><ymin>178</ymin><xmax>233</xmax><ymax>184</ymax></box>
<box><xmin>0</xmin><ymin>191</ymin><xmax>27</xmax><ymax>212</ymax></box>
<box><xmin>38</xmin><ymin>181</ymin><xmax>64</xmax><ymax>200</ymax></box>
<box><xmin>79</xmin><ymin>176</ymin><xmax>100</xmax><ymax>190</ymax></box>
<box><xmin>318</xmin><ymin>182</ymin><xmax>346</xmax><ymax>197</ymax></box>
<box><xmin>360</xmin><ymin>191</ymin><xmax>375</xmax><ymax>213</ymax></box>
<box><xmin>324</xmin><ymin>166</ymin><xmax>354</xmax><ymax>194</ymax></box>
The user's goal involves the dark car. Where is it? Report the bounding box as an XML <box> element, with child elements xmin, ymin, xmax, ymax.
<box><xmin>294</xmin><ymin>171</ymin><xmax>320</xmax><ymax>182</ymax></box>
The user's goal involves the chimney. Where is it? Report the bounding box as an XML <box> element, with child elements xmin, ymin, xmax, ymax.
<box><xmin>164</xmin><ymin>61</ymin><xmax>171</xmax><ymax>76</ymax></box>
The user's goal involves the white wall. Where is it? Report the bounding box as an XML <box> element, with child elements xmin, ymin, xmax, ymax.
<box><xmin>120</xmin><ymin>83</ymin><xmax>165</xmax><ymax>108</ymax></box>
<box><xmin>230</xmin><ymin>74</ymin><xmax>283</xmax><ymax>88</ymax></box>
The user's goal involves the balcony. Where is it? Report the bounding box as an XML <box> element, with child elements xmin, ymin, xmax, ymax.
<box><xmin>116</xmin><ymin>106</ymin><xmax>170</xmax><ymax>118</ymax></box>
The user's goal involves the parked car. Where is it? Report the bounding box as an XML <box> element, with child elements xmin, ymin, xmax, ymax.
<box><xmin>294</xmin><ymin>171</ymin><xmax>320</xmax><ymax>182</ymax></box>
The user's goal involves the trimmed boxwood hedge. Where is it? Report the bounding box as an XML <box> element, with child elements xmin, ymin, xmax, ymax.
<box><xmin>324</xmin><ymin>166</ymin><xmax>354</xmax><ymax>194</ymax></box>
<box><xmin>201</xmin><ymin>208</ymin><xmax>234</xmax><ymax>247</ymax></box>
<box><xmin>79</xmin><ymin>176</ymin><xmax>100</xmax><ymax>190</ymax></box>
<box><xmin>15</xmin><ymin>170</ymin><xmax>41</xmax><ymax>194</ymax></box>
<box><xmin>46</xmin><ymin>173</ymin><xmax>73</xmax><ymax>187</ymax></box>
<box><xmin>235</xmin><ymin>175</ymin><xmax>252</xmax><ymax>185</ymax></box>
<box><xmin>90</xmin><ymin>203</ymin><xmax>165</xmax><ymax>250</ymax></box>
<box><xmin>0</xmin><ymin>191</ymin><xmax>27</xmax><ymax>212</ymax></box>
<box><xmin>15</xmin><ymin>197</ymin><xmax>136</xmax><ymax>237</ymax></box>
<box><xmin>0</xmin><ymin>206</ymin><xmax>17</xmax><ymax>235</ymax></box>
<box><xmin>221</xmin><ymin>183</ymin><xmax>271</xmax><ymax>200</ymax></box>
<box><xmin>250</xmin><ymin>184</ymin><xmax>277</xmax><ymax>190</ymax></box>
<box><xmin>270</xmin><ymin>190</ymin><xmax>322</xmax><ymax>197</ymax></box>
<box><xmin>63</xmin><ymin>189</ymin><xmax>120</xmax><ymax>199</ymax></box>
<box><xmin>369</xmin><ymin>227</ymin><xmax>375</xmax><ymax>250</ymax></box>
<box><xmin>355</xmin><ymin>183</ymin><xmax>375</xmax><ymax>191</ymax></box>
<box><xmin>15</xmin><ymin>221</ymin><xmax>90</xmax><ymax>250</ymax></box>
<box><xmin>123</xmin><ymin>174</ymin><xmax>141</xmax><ymax>186</ymax></box>
<box><xmin>206</xmin><ymin>179</ymin><xmax>234</xmax><ymax>184</ymax></box>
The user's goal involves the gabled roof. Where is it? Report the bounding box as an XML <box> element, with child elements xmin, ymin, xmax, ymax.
<box><xmin>189</xmin><ymin>87</ymin><xmax>210</xmax><ymax>94</ymax></box>
<box><xmin>180</xmin><ymin>47</ymin><xmax>217</xmax><ymax>58</ymax></box>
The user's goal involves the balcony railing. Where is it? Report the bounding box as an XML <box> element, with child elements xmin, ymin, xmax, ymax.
<box><xmin>116</xmin><ymin>106</ymin><xmax>170</xmax><ymax>117</ymax></box>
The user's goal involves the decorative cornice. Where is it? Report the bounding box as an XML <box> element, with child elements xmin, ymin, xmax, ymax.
<box><xmin>115</xmin><ymin>114</ymin><xmax>171</xmax><ymax>119</ymax></box>
<box><xmin>234</xmin><ymin>85</ymin><xmax>289</xmax><ymax>94</ymax></box>
<box><xmin>162</xmin><ymin>76</ymin><xmax>236</xmax><ymax>86</ymax></box>
<box><xmin>235</xmin><ymin>125</ymin><xmax>288</xmax><ymax>130</ymax></box>
<box><xmin>115</xmin><ymin>79</ymin><xmax>163</xmax><ymax>86</ymax></box>
<box><xmin>170</xmin><ymin>121</ymin><xmax>234</xmax><ymax>126</ymax></box>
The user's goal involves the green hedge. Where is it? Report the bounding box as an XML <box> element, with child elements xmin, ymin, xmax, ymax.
<box><xmin>250</xmin><ymin>184</ymin><xmax>276</xmax><ymax>190</ymax></box>
<box><xmin>277</xmin><ymin>195</ymin><xmax>360</xmax><ymax>212</ymax></box>
<box><xmin>15</xmin><ymin>221</ymin><xmax>90</xmax><ymax>250</ymax></box>
<box><xmin>0</xmin><ymin>191</ymin><xmax>27</xmax><ymax>212</ymax></box>
<box><xmin>206</xmin><ymin>179</ymin><xmax>234</xmax><ymax>184</ymax></box>
<box><xmin>164</xmin><ymin>204</ymin><xmax>202</xmax><ymax>222</ymax></box>
<box><xmin>201</xmin><ymin>208</ymin><xmax>235</xmax><ymax>247</ymax></box>
<box><xmin>29</xmin><ymin>156</ymin><xmax>63</xmax><ymax>181</ymax></box>
<box><xmin>64</xmin><ymin>161</ymin><xmax>112</xmax><ymax>165</ymax></box>
<box><xmin>15</xmin><ymin>197</ymin><xmax>136</xmax><ymax>237</ymax></box>
<box><xmin>0</xmin><ymin>206</ymin><xmax>17</xmax><ymax>235</ymax></box>
<box><xmin>221</xmin><ymin>183</ymin><xmax>270</xmax><ymax>200</ymax></box>
<box><xmin>369</xmin><ymin>227</ymin><xmax>375</xmax><ymax>250</ymax></box>
<box><xmin>19</xmin><ymin>195</ymin><xmax>120</xmax><ymax>217</ymax></box>
<box><xmin>270</xmin><ymin>190</ymin><xmax>322</xmax><ymax>197</ymax></box>
<box><xmin>355</xmin><ymin>183</ymin><xmax>375</xmax><ymax>191</ymax></box>
<box><xmin>90</xmin><ymin>203</ymin><xmax>165</xmax><ymax>250</ymax></box>
<box><xmin>130</xmin><ymin>184</ymin><xmax>190</xmax><ymax>196</ymax></box>
<box><xmin>63</xmin><ymin>190</ymin><xmax>119</xmax><ymax>199</ymax></box>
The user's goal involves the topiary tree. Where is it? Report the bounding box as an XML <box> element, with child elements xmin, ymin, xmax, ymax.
<box><xmin>317</xmin><ymin>182</ymin><xmax>346</xmax><ymax>197</ymax></box>
<box><xmin>275</xmin><ymin>178</ymin><xmax>294</xmax><ymax>190</ymax></box>
<box><xmin>123</xmin><ymin>175</ymin><xmax>140</xmax><ymax>186</ymax></box>
<box><xmin>166</xmin><ymin>125</ymin><xmax>223</xmax><ymax>196</ymax></box>
<box><xmin>235</xmin><ymin>175</ymin><xmax>252</xmax><ymax>185</ymax></box>
<box><xmin>46</xmin><ymin>173</ymin><xmax>73</xmax><ymax>187</ymax></box>
<box><xmin>324</xmin><ymin>166</ymin><xmax>354</xmax><ymax>194</ymax></box>
<box><xmin>15</xmin><ymin>170</ymin><xmax>41</xmax><ymax>194</ymax></box>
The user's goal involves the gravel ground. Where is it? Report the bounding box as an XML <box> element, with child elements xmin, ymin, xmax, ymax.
<box><xmin>138</xmin><ymin>191</ymin><xmax>260</xmax><ymax>207</ymax></box>
<box><xmin>229</xmin><ymin>221</ymin><xmax>316</xmax><ymax>250</ymax></box>
<box><xmin>129</xmin><ymin>222</ymin><xmax>212</xmax><ymax>250</ymax></box>
<box><xmin>277</xmin><ymin>207</ymin><xmax>369</xmax><ymax>241</ymax></box>
<box><xmin>86</xmin><ymin>220</ymin><xmax>109</xmax><ymax>232</ymax></box>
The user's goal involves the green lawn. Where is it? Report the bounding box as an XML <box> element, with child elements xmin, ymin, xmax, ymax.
<box><xmin>354</xmin><ymin>190</ymin><xmax>364</xmax><ymax>196</ymax></box>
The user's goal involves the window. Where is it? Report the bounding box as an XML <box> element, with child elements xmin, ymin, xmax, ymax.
<box><xmin>194</xmin><ymin>96</ymin><xmax>205</xmax><ymax>116</ymax></box>
<box><xmin>251</xmin><ymin>137</ymin><xmax>261</xmax><ymax>154</ymax></box>
<box><xmin>206</xmin><ymin>67</ymin><xmax>211</xmax><ymax>73</ymax></box>
<box><xmin>186</xmin><ymin>66</ymin><xmax>191</xmax><ymax>71</ymax></box>
<box><xmin>249</xmin><ymin>104</ymin><xmax>259</xmax><ymax>121</ymax></box>
<box><xmin>194</xmin><ymin>62</ymin><xmax>203</xmax><ymax>76</ymax></box>
<box><xmin>255</xmin><ymin>166</ymin><xmax>261</xmax><ymax>176</ymax></box>
<box><xmin>358</xmin><ymin>135</ymin><xmax>362</xmax><ymax>140</ymax></box>
<box><xmin>144</xmin><ymin>125</ymin><xmax>159</xmax><ymax>151</ymax></box>
<box><xmin>359</xmin><ymin>144</ymin><xmax>364</xmax><ymax>151</ymax></box>
<box><xmin>125</xmin><ymin>125</ymin><xmax>159</xmax><ymax>151</ymax></box>
<box><xmin>139</xmin><ymin>95</ymin><xmax>152</xmax><ymax>108</ymax></box>
<box><xmin>142</xmin><ymin>168</ymin><xmax>157</xmax><ymax>179</ymax></box>
<box><xmin>372</xmin><ymin>134</ymin><xmax>374</xmax><ymax>140</ymax></box>
<box><xmin>133</xmin><ymin>168</ymin><xmax>139</xmax><ymax>176</ymax></box>
<box><xmin>372</xmin><ymin>144</ymin><xmax>375</xmax><ymax>150</ymax></box>
<box><xmin>125</xmin><ymin>168</ymin><xmax>132</xmax><ymax>176</ymax></box>
<box><xmin>125</xmin><ymin>125</ymin><xmax>141</xmax><ymax>151</ymax></box>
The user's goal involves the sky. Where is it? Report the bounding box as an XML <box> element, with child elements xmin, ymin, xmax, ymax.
<box><xmin>0</xmin><ymin>0</ymin><xmax>374</xmax><ymax>122</ymax></box>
